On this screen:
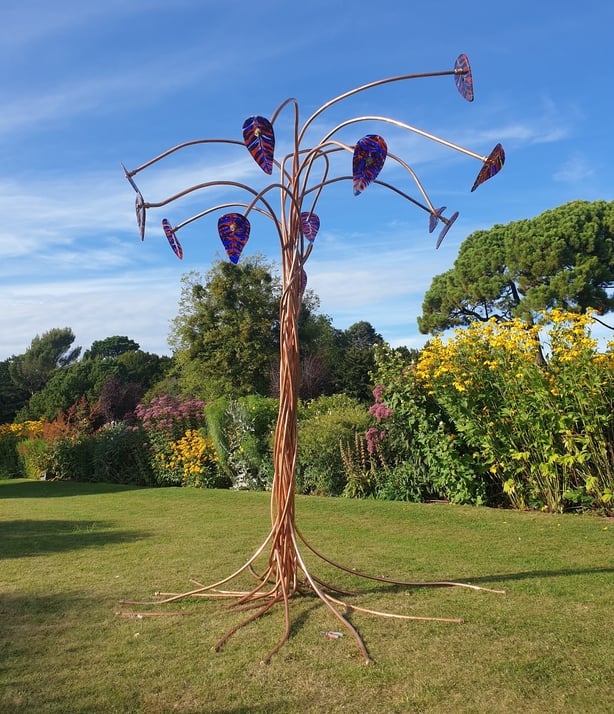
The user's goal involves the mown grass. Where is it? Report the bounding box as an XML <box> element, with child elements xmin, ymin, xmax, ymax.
<box><xmin>0</xmin><ymin>479</ymin><xmax>612</xmax><ymax>713</ymax></box>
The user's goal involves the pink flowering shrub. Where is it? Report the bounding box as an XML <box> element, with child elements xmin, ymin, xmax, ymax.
<box><xmin>133</xmin><ymin>395</ymin><xmax>209</xmax><ymax>486</ymax></box>
<box><xmin>369</xmin><ymin>385</ymin><xmax>393</xmax><ymax>422</ymax></box>
<box><xmin>134</xmin><ymin>395</ymin><xmax>206</xmax><ymax>438</ymax></box>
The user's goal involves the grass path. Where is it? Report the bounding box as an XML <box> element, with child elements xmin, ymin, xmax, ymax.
<box><xmin>1</xmin><ymin>480</ymin><xmax>612</xmax><ymax>713</ymax></box>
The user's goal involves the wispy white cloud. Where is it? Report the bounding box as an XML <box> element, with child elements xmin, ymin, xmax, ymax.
<box><xmin>0</xmin><ymin>270</ymin><xmax>181</xmax><ymax>359</ymax></box>
<box><xmin>553</xmin><ymin>153</ymin><xmax>595</xmax><ymax>183</ymax></box>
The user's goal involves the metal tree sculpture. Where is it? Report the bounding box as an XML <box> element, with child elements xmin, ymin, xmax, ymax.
<box><xmin>120</xmin><ymin>55</ymin><xmax>506</xmax><ymax>663</ymax></box>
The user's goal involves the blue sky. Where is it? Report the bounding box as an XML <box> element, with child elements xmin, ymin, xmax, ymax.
<box><xmin>1</xmin><ymin>0</ymin><xmax>613</xmax><ymax>360</ymax></box>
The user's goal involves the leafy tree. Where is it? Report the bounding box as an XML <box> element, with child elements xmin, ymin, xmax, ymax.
<box><xmin>334</xmin><ymin>321</ymin><xmax>384</xmax><ymax>402</ymax></box>
<box><xmin>116</xmin><ymin>350</ymin><xmax>172</xmax><ymax>393</ymax></box>
<box><xmin>0</xmin><ymin>359</ymin><xmax>29</xmax><ymax>423</ymax></box>
<box><xmin>83</xmin><ymin>336</ymin><xmax>140</xmax><ymax>360</ymax></box>
<box><xmin>170</xmin><ymin>258</ymin><xmax>282</xmax><ymax>400</ymax></box>
<box><xmin>168</xmin><ymin>258</ymin><xmax>395</xmax><ymax>403</ymax></box>
<box><xmin>296</xmin><ymin>305</ymin><xmax>343</xmax><ymax>399</ymax></box>
<box><xmin>16</xmin><ymin>349</ymin><xmax>171</xmax><ymax>424</ymax></box>
<box><xmin>418</xmin><ymin>200</ymin><xmax>614</xmax><ymax>334</ymax></box>
<box><xmin>8</xmin><ymin>327</ymin><xmax>81</xmax><ymax>396</ymax></box>
<box><xmin>17</xmin><ymin>359</ymin><xmax>123</xmax><ymax>422</ymax></box>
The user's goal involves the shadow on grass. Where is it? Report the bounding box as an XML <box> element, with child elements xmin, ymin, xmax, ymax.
<box><xmin>0</xmin><ymin>519</ymin><xmax>148</xmax><ymax>559</ymax></box>
<box><xmin>0</xmin><ymin>479</ymin><xmax>145</xmax><ymax>498</ymax></box>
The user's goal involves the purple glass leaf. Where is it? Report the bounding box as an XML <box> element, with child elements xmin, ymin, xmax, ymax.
<box><xmin>300</xmin><ymin>269</ymin><xmax>308</xmax><ymax>296</ymax></box>
<box><xmin>454</xmin><ymin>54</ymin><xmax>474</xmax><ymax>102</ymax></box>
<box><xmin>162</xmin><ymin>219</ymin><xmax>184</xmax><ymax>260</ymax></box>
<box><xmin>436</xmin><ymin>211</ymin><xmax>459</xmax><ymax>249</ymax></box>
<box><xmin>218</xmin><ymin>213</ymin><xmax>251</xmax><ymax>264</ymax></box>
<box><xmin>242</xmin><ymin>116</ymin><xmax>275</xmax><ymax>174</ymax></box>
<box><xmin>352</xmin><ymin>135</ymin><xmax>387</xmax><ymax>195</ymax></box>
<box><xmin>471</xmin><ymin>144</ymin><xmax>505</xmax><ymax>192</ymax></box>
<box><xmin>301</xmin><ymin>212</ymin><xmax>320</xmax><ymax>242</ymax></box>
<box><xmin>428</xmin><ymin>206</ymin><xmax>446</xmax><ymax>234</ymax></box>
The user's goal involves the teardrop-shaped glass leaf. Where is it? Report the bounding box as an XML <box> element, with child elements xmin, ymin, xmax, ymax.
<box><xmin>135</xmin><ymin>193</ymin><xmax>146</xmax><ymax>241</ymax></box>
<box><xmin>162</xmin><ymin>219</ymin><xmax>183</xmax><ymax>259</ymax></box>
<box><xmin>428</xmin><ymin>206</ymin><xmax>446</xmax><ymax>234</ymax></box>
<box><xmin>471</xmin><ymin>144</ymin><xmax>505</xmax><ymax>192</ymax></box>
<box><xmin>454</xmin><ymin>54</ymin><xmax>474</xmax><ymax>102</ymax></box>
<box><xmin>352</xmin><ymin>135</ymin><xmax>387</xmax><ymax>195</ymax></box>
<box><xmin>218</xmin><ymin>213</ymin><xmax>251</xmax><ymax>264</ymax></box>
<box><xmin>122</xmin><ymin>163</ymin><xmax>146</xmax><ymax>241</ymax></box>
<box><xmin>436</xmin><ymin>211</ymin><xmax>459</xmax><ymax>249</ymax></box>
<box><xmin>301</xmin><ymin>212</ymin><xmax>320</xmax><ymax>242</ymax></box>
<box><xmin>242</xmin><ymin>116</ymin><xmax>275</xmax><ymax>174</ymax></box>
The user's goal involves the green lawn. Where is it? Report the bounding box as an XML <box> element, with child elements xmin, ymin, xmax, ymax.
<box><xmin>1</xmin><ymin>479</ymin><xmax>612</xmax><ymax>713</ymax></box>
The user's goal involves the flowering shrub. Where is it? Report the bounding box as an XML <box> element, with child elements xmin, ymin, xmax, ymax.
<box><xmin>151</xmin><ymin>428</ymin><xmax>222</xmax><ymax>487</ymax></box>
<box><xmin>413</xmin><ymin>311</ymin><xmax>614</xmax><ymax>512</ymax></box>
<box><xmin>133</xmin><ymin>394</ymin><xmax>212</xmax><ymax>487</ymax></box>
<box><xmin>341</xmin><ymin>430</ymin><xmax>390</xmax><ymax>498</ymax></box>
<box><xmin>134</xmin><ymin>395</ymin><xmax>206</xmax><ymax>438</ymax></box>
<box><xmin>366</xmin><ymin>360</ymin><xmax>485</xmax><ymax>505</ymax></box>
<box><xmin>0</xmin><ymin>420</ymin><xmax>46</xmax><ymax>478</ymax></box>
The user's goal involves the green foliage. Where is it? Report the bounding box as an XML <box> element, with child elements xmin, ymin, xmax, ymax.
<box><xmin>90</xmin><ymin>425</ymin><xmax>154</xmax><ymax>485</ymax></box>
<box><xmin>83</xmin><ymin>336</ymin><xmax>140</xmax><ymax>360</ymax></box>
<box><xmin>204</xmin><ymin>395</ymin><xmax>277</xmax><ymax>489</ymax></box>
<box><xmin>170</xmin><ymin>260</ymin><xmax>281</xmax><ymax>400</ymax></box>
<box><xmin>47</xmin><ymin>436</ymin><xmax>96</xmax><ymax>482</ymax></box>
<box><xmin>296</xmin><ymin>394</ymin><xmax>371</xmax><ymax>496</ymax></box>
<box><xmin>0</xmin><ymin>429</ymin><xmax>21</xmax><ymax>478</ymax></box>
<box><xmin>414</xmin><ymin>312</ymin><xmax>614</xmax><ymax>513</ymax></box>
<box><xmin>0</xmin><ymin>359</ymin><xmax>30</xmax><ymax>423</ymax></box>
<box><xmin>8</xmin><ymin>327</ymin><xmax>81</xmax><ymax>396</ymax></box>
<box><xmin>371</xmin><ymin>345</ymin><xmax>487</xmax><ymax>505</ymax></box>
<box><xmin>17</xmin><ymin>360</ymin><xmax>123</xmax><ymax>421</ymax></box>
<box><xmin>340</xmin><ymin>431</ymin><xmax>389</xmax><ymax>498</ymax></box>
<box><xmin>419</xmin><ymin>200</ymin><xmax>614</xmax><ymax>334</ymax></box>
<box><xmin>204</xmin><ymin>396</ymin><xmax>231</xmax><ymax>477</ymax></box>
<box><xmin>17</xmin><ymin>437</ymin><xmax>53</xmax><ymax>479</ymax></box>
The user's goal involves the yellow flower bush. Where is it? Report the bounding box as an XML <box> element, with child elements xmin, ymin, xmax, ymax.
<box><xmin>152</xmin><ymin>428</ymin><xmax>219</xmax><ymax>487</ymax></box>
<box><xmin>413</xmin><ymin>310</ymin><xmax>613</xmax><ymax>512</ymax></box>
<box><xmin>0</xmin><ymin>419</ymin><xmax>48</xmax><ymax>478</ymax></box>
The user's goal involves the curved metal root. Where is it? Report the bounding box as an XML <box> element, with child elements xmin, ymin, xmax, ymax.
<box><xmin>117</xmin><ymin>521</ymin><xmax>504</xmax><ymax>663</ymax></box>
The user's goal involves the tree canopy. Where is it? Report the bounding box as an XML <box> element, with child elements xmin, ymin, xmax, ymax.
<box><xmin>83</xmin><ymin>336</ymin><xmax>140</xmax><ymax>360</ymax></box>
<box><xmin>8</xmin><ymin>327</ymin><xmax>81</xmax><ymax>396</ymax></box>
<box><xmin>169</xmin><ymin>258</ymin><xmax>283</xmax><ymax>400</ymax></box>
<box><xmin>418</xmin><ymin>200</ymin><xmax>614</xmax><ymax>334</ymax></box>
<box><xmin>168</xmin><ymin>258</ymin><xmax>384</xmax><ymax>402</ymax></box>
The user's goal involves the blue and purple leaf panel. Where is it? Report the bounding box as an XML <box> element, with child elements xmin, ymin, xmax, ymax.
<box><xmin>352</xmin><ymin>135</ymin><xmax>387</xmax><ymax>195</ymax></box>
<box><xmin>218</xmin><ymin>213</ymin><xmax>251</xmax><ymax>264</ymax></box>
<box><xmin>300</xmin><ymin>212</ymin><xmax>320</xmax><ymax>242</ymax></box>
<box><xmin>162</xmin><ymin>219</ymin><xmax>184</xmax><ymax>260</ymax></box>
<box><xmin>471</xmin><ymin>144</ymin><xmax>505</xmax><ymax>192</ymax></box>
<box><xmin>454</xmin><ymin>54</ymin><xmax>474</xmax><ymax>102</ymax></box>
<box><xmin>242</xmin><ymin>116</ymin><xmax>275</xmax><ymax>174</ymax></box>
